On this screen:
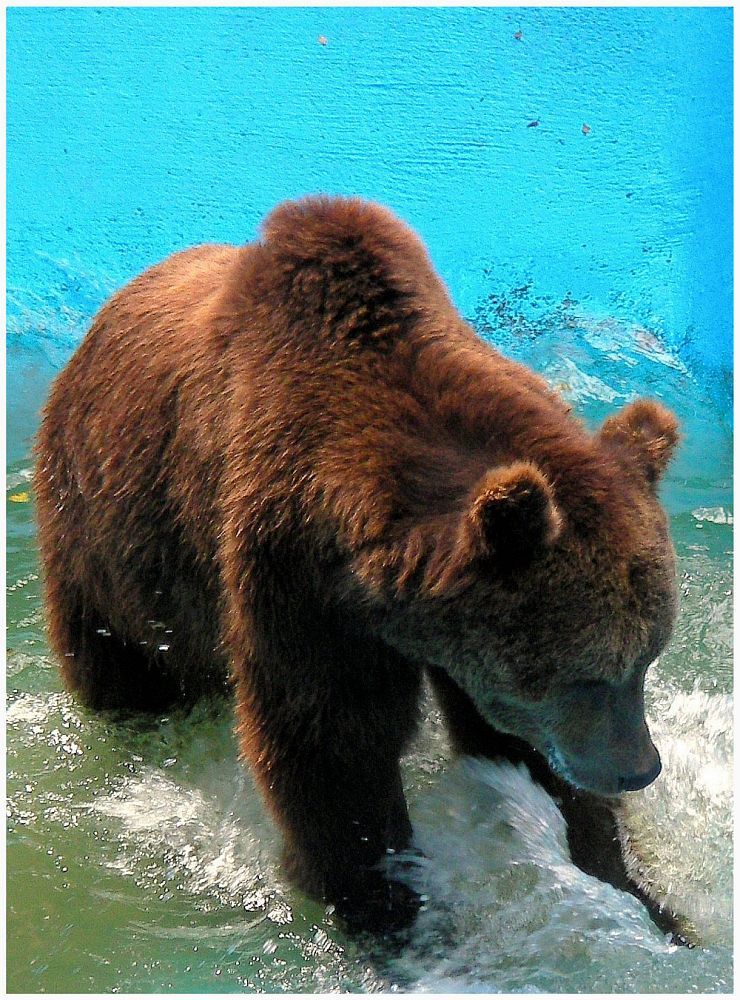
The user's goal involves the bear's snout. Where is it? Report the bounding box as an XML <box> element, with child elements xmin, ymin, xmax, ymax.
<box><xmin>544</xmin><ymin>670</ymin><xmax>664</xmax><ymax>797</ymax></box>
<box><xmin>616</xmin><ymin>741</ymin><xmax>662</xmax><ymax>793</ymax></box>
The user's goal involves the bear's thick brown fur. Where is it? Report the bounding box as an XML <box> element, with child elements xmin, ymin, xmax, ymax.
<box><xmin>35</xmin><ymin>196</ymin><xmax>687</xmax><ymax>937</ymax></box>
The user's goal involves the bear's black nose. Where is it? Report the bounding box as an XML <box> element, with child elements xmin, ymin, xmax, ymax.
<box><xmin>618</xmin><ymin>756</ymin><xmax>662</xmax><ymax>792</ymax></box>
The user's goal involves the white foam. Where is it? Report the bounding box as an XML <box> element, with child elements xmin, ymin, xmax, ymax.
<box><xmin>691</xmin><ymin>506</ymin><xmax>734</xmax><ymax>526</ymax></box>
<box><xmin>91</xmin><ymin>767</ymin><xmax>279</xmax><ymax>910</ymax></box>
<box><xmin>388</xmin><ymin>758</ymin><xmax>669</xmax><ymax>992</ymax></box>
<box><xmin>621</xmin><ymin>685</ymin><xmax>733</xmax><ymax>942</ymax></box>
<box><xmin>6</xmin><ymin>466</ymin><xmax>33</xmax><ymax>490</ymax></box>
<box><xmin>6</xmin><ymin>691</ymin><xmax>81</xmax><ymax>731</ymax></box>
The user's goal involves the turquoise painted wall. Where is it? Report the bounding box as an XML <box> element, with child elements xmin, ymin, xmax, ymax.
<box><xmin>7</xmin><ymin>6</ymin><xmax>732</xmax><ymax>376</ymax></box>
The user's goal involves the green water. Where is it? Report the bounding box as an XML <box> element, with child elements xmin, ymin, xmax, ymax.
<box><xmin>6</xmin><ymin>316</ymin><xmax>733</xmax><ymax>993</ymax></box>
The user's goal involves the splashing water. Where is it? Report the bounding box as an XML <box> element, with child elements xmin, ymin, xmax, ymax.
<box><xmin>7</xmin><ymin>683</ymin><xmax>731</xmax><ymax>992</ymax></box>
<box><xmin>392</xmin><ymin>690</ymin><xmax>733</xmax><ymax>993</ymax></box>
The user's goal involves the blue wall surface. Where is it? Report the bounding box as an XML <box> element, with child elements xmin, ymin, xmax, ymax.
<box><xmin>7</xmin><ymin>6</ymin><xmax>733</xmax><ymax>383</ymax></box>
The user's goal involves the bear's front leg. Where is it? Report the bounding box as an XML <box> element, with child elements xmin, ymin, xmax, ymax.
<box><xmin>427</xmin><ymin>665</ymin><xmax>694</xmax><ymax>946</ymax></box>
<box><xmin>233</xmin><ymin>643</ymin><xmax>423</xmax><ymax>934</ymax></box>
<box><xmin>280</xmin><ymin>761</ymin><xmax>422</xmax><ymax>934</ymax></box>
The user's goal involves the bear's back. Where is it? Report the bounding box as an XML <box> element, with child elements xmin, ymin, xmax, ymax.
<box><xmin>35</xmin><ymin>243</ymin><xmax>249</xmax><ymax>582</ymax></box>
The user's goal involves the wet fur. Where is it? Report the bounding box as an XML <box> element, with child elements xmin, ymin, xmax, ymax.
<box><xmin>35</xmin><ymin>196</ymin><xmax>686</xmax><ymax>939</ymax></box>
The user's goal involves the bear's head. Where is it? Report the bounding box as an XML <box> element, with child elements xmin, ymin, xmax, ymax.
<box><xmin>379</xmin><ymin>399</ymin><xmax>680</xmax><ymax>797</ymax></box>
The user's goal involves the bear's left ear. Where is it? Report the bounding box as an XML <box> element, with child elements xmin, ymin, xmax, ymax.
<box><xmin>599</xmin><ymin>399</ymin><xmax>679</xmax><ymax>487</ymax></box>
<box><xmin>464</xmin><ymin>462</ymin><xmax>563</xmax><ymax>565</ymax></box>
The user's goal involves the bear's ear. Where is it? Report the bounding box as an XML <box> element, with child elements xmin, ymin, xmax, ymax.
<box><xmin>464</xmin><ymin>462</ymin><xmax>563</xmax><ymax>565</ymax></box>
<box><xmin>599</xmin><ymin>399</ymin><xmax>679</xmax><ymax>487</ymax></box>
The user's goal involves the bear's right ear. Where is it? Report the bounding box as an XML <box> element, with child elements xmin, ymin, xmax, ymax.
<box><xmin>598</xmin><ymin>399</ymin><xmax>679</xmax><ymax>487</ymax></box>
<box><xmin>463</xmin><ymin>462</ymin><xmax>563</xmax><ymax>566</ymax></box>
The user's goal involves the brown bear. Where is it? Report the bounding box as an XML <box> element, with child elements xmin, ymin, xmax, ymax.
<box><xmin>35</xmin><ymin>195</ymin><xmax>687</xmax><ymax>940</ymax></box>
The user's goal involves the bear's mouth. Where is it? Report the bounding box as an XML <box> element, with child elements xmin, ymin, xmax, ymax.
<box><xmin>545</xmin><ymin>742</ymin><xmax>662</xmax><ymax>797</ymax></box>
<box><xmin>545</xmin><ymin>743</ymin><xmax>623</xmax><ymax>798</ymax></box>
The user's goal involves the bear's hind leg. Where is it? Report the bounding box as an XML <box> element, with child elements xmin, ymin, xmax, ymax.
<box><xmin>45</xmin><ymin>584</ymin><xmax>182</xmax><ymax>712</ymax></box>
